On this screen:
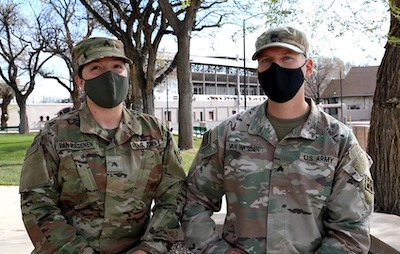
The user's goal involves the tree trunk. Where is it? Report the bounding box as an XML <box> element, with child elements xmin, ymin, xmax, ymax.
<box><xmin>367</xmin><ymin>0</ymin><xmax>400</xmax><ymax>215</ymax></box>
<box><xmin>142</xmin><ymin>83</ymin><xmax>155</xmax><ymax>115</ymax></box>
<box><xmin>176</xmin><ymin>33</ymin><xmax>193</xmax><ymax>150</ymax></box>
<box><xmin>16</xmin><ymin>95</ymin><xmax>28</xmax><ymax>134</ymax></box>
<box><xmin>129</xmin><ymin>65</ymin><xmax>143</xmax><ymax>112</ymax></box>
<box><xmin>72</xmin><ymin>82</ymin><xmax>81</xmax><ymax>109</ymax></box>
<box><xmin>1</xmin><ymin>95</ymin><xmax>11</xmax><ymax>127</ymax></box>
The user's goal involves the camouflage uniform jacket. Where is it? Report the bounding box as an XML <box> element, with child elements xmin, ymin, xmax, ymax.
<box><xmin>20</xmin><ymin>103</ymin><xmax>186</xmax><ymax>254</ymax></box>
<box><xmin>183</xmin><ymin>98</ymin><xmax>374</xmax><ymax>254</ymax></box>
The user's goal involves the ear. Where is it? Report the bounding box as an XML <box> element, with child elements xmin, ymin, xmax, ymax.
<box><xmin>74</xmin><ymin>75</ymin><xmax>84</xmax><ymax>90</ymax></box>
<box><xmin>304</xmin><ymin>58</ymin><xmax>314</xmax><ymax>77</ymax></box>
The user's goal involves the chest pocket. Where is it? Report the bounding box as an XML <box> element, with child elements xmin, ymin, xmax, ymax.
<box><xmin>291</xmin><ymin>153</ymin><xmax>338</xmax><ymax>210</ymax></box>
<box><xmin>130</xmin><ymin>139</ymin><xmax>166</xmax><ymax>198</ymax></box>
<box><xmin>57</xmin><ymin>150</ymin><xmax>103</xmax><ymax>209</ymax></box>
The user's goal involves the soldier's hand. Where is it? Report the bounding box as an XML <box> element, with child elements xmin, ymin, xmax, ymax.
<box><xmin>224</xmin><ymin>247</ymin><xmax>247</xmax><ymax>254</ymax></box>
<box><xmin>130</xmin><ymin>250</ymin><xmax>148</xmax><ymax>254</ymax></box>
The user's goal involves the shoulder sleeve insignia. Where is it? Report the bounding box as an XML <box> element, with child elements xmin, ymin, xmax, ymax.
<box><xmin>348</xmin><ymin>144</ymin><xmax>374</xmax><ymax>205</ymax></box>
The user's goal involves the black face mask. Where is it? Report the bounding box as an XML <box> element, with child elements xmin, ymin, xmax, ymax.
<box><xmin>258</xmin><ymin>62</ymin><xmax>306</xmax><ymax>103</ymax></box>
<box><xmin>84</xmin><ymin>71</ymin><xmax>129</xmax><ymax>108</ymax></box>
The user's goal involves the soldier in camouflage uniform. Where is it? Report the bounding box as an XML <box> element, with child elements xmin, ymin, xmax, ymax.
<box><xmin>20</xmin><ymin>37</ymin><xmax>186</xmax><ymax>254</ymax></box>
<box><xmin>182</xmin><ymin>27</ymin><xmax>374</xmax><ymax>254</ymax></box>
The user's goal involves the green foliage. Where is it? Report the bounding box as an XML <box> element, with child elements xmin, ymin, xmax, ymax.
<box><xmin>181</xmin><ymin>0</ymin><xmax>191</xmax><ymax>9</ymax></box>
<box><xmin>0</xmin><ymin>133</ymin><xmax>201</xmax><ymax>185</ymax></box>
<box><xmin>388</xmin><ymin>0</ymin><xmax>400</xmax><ymax>46</ymax></box>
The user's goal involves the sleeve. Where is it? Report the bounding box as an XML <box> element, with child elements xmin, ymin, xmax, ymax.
<box><xmin>181</xmin><ymin>129</ymin><xmax>232</xmax><ymax>254</ymax></box>
<box><xmin>317</xmin><ymin>143</ymin><xmax>374</xmax><ymax>254</ymax></box>
<box><xmin>132</xmin><ymin>130</ymin><xmax>187</xmax><ymax>254</ymax></box>
<box><xmin>19</xmin><ymin>130</ymin><xmax>95</xmax><ymax>254</ymax></box>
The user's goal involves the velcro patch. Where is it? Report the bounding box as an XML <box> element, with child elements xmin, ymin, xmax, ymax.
<box><xmin>349</xmin><ymin>144</ymin><xmax>374</xmax><ymax>205</ymax></box>
<box><xmin>106</xmin><ymin>156</ymin><xmax>123</xmax><ymax>172</ymax></box>
<box><xmin>56</xmin><ymin>140</ymin><xmax>95</xmax><ymax>150</ymax></box>
<box><xmin>19</xmin><ymin>140</ymin><xmax>50</xmax><ymax>192</ymax></box>
<box><xmin>226</xmin><ymin>142</ymin><xmax>265</xmax><ymax>153</ymax></box>
<box><xmin>300</xmin><ymin>153</ymin><xmax>338</xmax><ymax>165</ymax></box>
<box><xmin>130</xmin><ymin>140</ymin><xmax>165</xmax><ymax>149</ymax></box>
<box><xmin>199</xmin><ymin>130</ymin><xmax>217</xmax><ymax>158</ymax></box>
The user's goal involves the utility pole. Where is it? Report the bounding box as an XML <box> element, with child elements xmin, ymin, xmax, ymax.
<box><xmin>340</xmin><ymin>69</ymin><xmax>343</xmax><ymax>122</ymax></box>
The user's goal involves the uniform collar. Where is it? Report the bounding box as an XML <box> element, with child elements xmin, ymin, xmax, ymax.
<box><xmin>79</xmin><ymin>102</ymin><xmax>143</xmax><ymax>143</ymax></box>
<box><xmin>296</xmin><ymin>97</ymin><xmax>319</xmax><ymax>140</ymax></box>
<box><xmin>248</xmin><ymin>100</ymin><xmax>279</xmax><ymax>145</ymax></box>
<box><xmin>248</xmin><ymin>98</ymin><xmax>319</xmax><ymax>144</ymax></box>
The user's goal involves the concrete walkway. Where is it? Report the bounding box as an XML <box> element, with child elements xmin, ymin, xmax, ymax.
<box><xmin>0</xmin><ymin>186</ymin><xmax>33</xmax><ymax>253</ymax></box>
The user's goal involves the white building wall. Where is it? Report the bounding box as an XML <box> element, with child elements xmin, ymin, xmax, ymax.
<box><xmin>2</xmin><ymin>103</ymin><xmax>73</xmax><ymax>131</ymax></box>
<box><xmin>3</xmin><ymin>95</ymin><xmax>269</xmax><ymax>132</ymax></box>
<box><xmin>322</xmin><ymin>96</ymin><xmax>373</xmax><ymax>121</ymax></box>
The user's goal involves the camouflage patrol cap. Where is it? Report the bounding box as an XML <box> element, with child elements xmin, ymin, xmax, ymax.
<box><xmin>252</xmin><ymin>26</ymin><xmax>309</xmax><ymax>60</ymax></box>
<box><xmin>72</xmin><ymin>37</ymin><xmax>133</xmax><ymax>68</ymax></box>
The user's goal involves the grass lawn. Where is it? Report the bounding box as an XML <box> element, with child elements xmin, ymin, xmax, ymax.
<box><xmin>0</xmin><ymin>133</ymin><xmax>201</xmax><ymax>185</ymax></box>
<box><xmin>0</xmin><ymin>133</ymin><xmax>35</xmax><ymax>185</ymax></box>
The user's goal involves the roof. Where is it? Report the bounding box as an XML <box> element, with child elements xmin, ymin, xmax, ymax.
<box><xmin>321</xmin><ymin>66</ymin><xmax>378</xmax><ymax>98</ymax></box>
<box><xmin>156</xmin><ymin>51</ymin><xmax>258</xmax><ymax>70</ymax></box>
<box><xmin>190</xmin><ymin>55</ymin><xmax>258</xmax><ymax>69</ymax></box>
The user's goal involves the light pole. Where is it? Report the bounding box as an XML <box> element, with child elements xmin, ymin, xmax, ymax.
<box><xmin>339</xmin><ymin>70</ymin><xmax>344</xmax><ymax>123</ymax></box>
<box><xmin>167</xmin><ymin>79</ymin><xmax>169</xmax><ymax>114</ymax></box>
<box><xmin>166</xmin><ymin>77</ymin><xmax>169</xmax><ymax>126</ymax></box>
<box><xmin>243</xmin><ymin>19</ymin><xmax>248</xmax><ymax>110</ymax></box>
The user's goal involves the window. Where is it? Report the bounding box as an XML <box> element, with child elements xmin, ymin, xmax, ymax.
<box><xmin>248</xmin><ymin>87</ymin><xmax>258</xmax><ymax>95</ymax></box>
<box><xmin>208</xmin><ymin>111</ymin><xmax>214</xmax><ymax>121</ymax></box>
<box><xmin>165</xmin><ymin>111</ymin><xmax>171</xmax><ymax>121</ymax></box>
<box><xmin>216</xmin><ymin>66</ymin><xmax>226</xmax><ymax>74</ymax></box>
<box><xmin>349</xmin><ymin>105</ymin><xmax>360</xmax><ymax>110</ymax></box>
<box><xmin>204</xmin><ymin>65</ymin><xmax>216</xmax><ymax>73</ymax></box>
<box><xmin>191</xmin><ymin>64</ymin><xmax>204</xmax><ymax>73</ymax></box>
<box><xmin>193</xmin><ymin>86</ymin><xmax>203</xmax><ymax>95</ymax></box>
<box><xmin>227</xmin><ymin>67</ymin><xmax>237</xmax><ymax>75</ymax></box>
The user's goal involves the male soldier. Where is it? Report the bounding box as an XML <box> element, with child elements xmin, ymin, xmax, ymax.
<box><xmin>182</xmin><ymin>26</ymin><xmax>374</xmax><ymax>254</ymax></box>
<box><xmin>20</xmin><ymin>37</ymin><xmax>186</xmax><ymax>254</ymax></box>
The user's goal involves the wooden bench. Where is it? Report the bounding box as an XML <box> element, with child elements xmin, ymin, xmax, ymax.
<box><xmin>369</xmin><ymin>212</ymin><xmax>400</xmax><ymax>253</ymax></box>
<box><xmin>0</xmin><ymin>125</ymin><xmax>19</xmax><ymax>133</ymax></box>
<box><xmin>193</xmin><ymin>126</ymin><xmax>207</xmax><ymax>137</ymax></box>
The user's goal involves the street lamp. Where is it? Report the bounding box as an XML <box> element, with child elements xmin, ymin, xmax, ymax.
<box><xmin>339</xmin><ymin>69</ymin><xmax>343</xmax><ymax>123</ymax></box>
<box><xmin>166</xmin><ymin>77</ymin><xmax>169</xmax><ymax>124</ymax></box>
<box><xmin>243</xmin><ymin>19</ymin><xmax>248</xmax><ymax>110</ymax></box>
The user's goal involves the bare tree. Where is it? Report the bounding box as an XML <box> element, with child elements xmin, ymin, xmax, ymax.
<box><xmin>0</xmin><ymin>82</ymin><xmax>14</xmax><ymax>127</ymax></box>
<box><xmin>0</xmin><ymin>2</ymin><xmax>55</xmax><ymax>133</ymax></box>
<box><xmin>304</xmin><ymin>57</ymin><xmax>349</xmax><ymax>104</ymax></box>
<box><xmin>37</xmin><ymin>0</ymin><xmax>96</xmax><ymax>109</ymax></box>
<box><xmin>78</xmin><ymin>0</ymin><xmax>176</xmax><ymax>114</ymax></box>
<box><xmin>368</xmin><ymin>0</ymin><xmax>400</xmax><ymax>216</ymax></box>
<box><xmin>159</xmin><ymin>0</ymin><xmax>229</xmax><ymax>150</ymax></box>
<box><xmin>78</xmin><ymin>0</ymin><xmax>230</xmax><ymax>149</ymax></box>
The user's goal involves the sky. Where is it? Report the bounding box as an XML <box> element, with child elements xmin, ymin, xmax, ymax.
<box><xmin>188</xmin><ymin>24</ymin><xmax>387</xmax><ymax>66</ymax></box>
<box><xmin>26</xmin><ymin>0</ymin><xmax>390</xmax><ymax>103</ymax></box>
